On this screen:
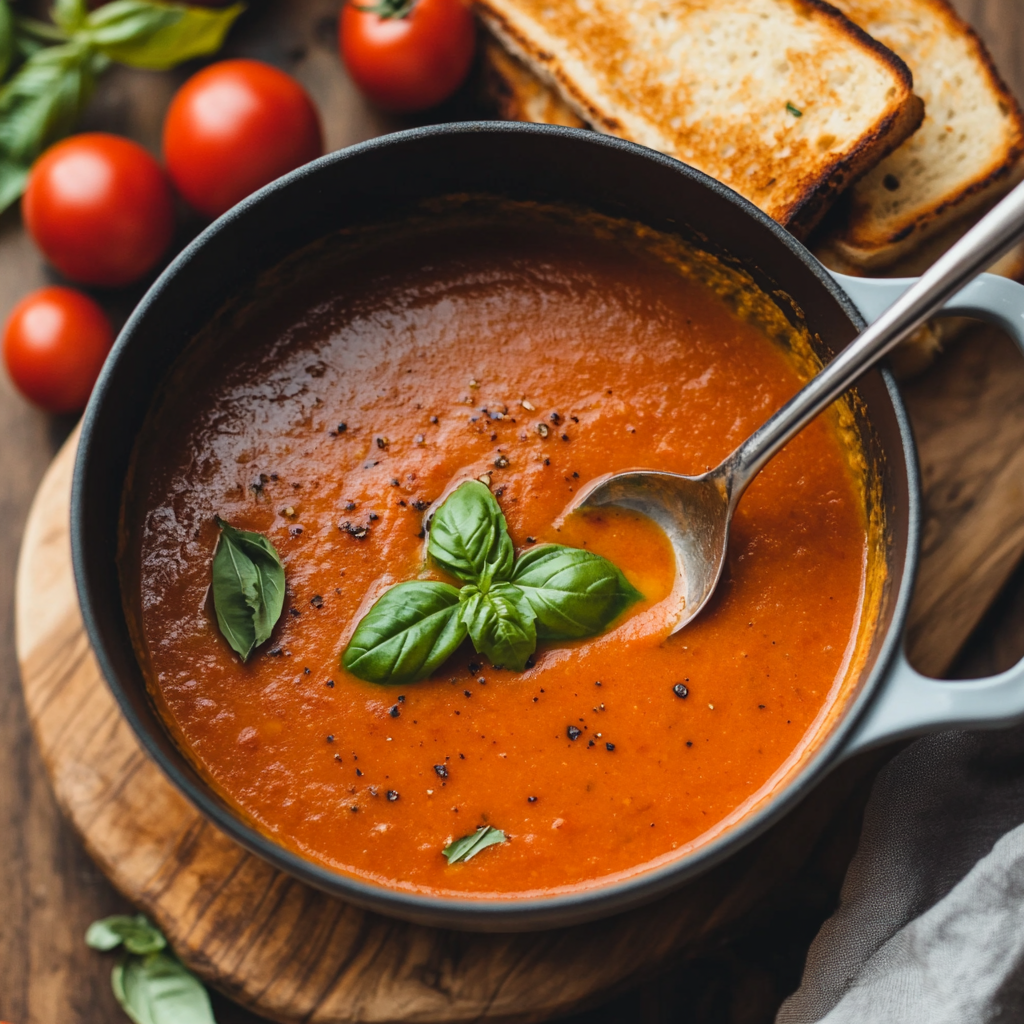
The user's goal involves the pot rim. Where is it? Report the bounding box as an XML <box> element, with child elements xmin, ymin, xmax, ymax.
<box><xmin>71</xmin><ymin>121</ymin><xmax>920</xmax><ymax>931</ymax></box>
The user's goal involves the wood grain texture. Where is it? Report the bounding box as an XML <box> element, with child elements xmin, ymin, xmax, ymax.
<box><xmin>3</xmin><ymin>1</ymin><xmax>1024</xmax><ymax>1022</ymax></box>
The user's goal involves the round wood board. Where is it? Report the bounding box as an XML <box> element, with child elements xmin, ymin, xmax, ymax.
<box><xmin>14</xmin><ymin>428</ymin><xmax>882</xmax><ymax>1024</ymax></box>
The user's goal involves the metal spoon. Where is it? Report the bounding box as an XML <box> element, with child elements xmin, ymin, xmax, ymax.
<box><xmin>571</xmin><ymin>178</ymin><xmax>1024</xmax><ymax>634</ymax></box>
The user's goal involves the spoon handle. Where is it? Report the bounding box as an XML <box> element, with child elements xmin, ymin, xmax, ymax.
<box><xmin>725</xmin><ymin>177</ymin><xmax>1024</xmax><ymax>501</ymax></box>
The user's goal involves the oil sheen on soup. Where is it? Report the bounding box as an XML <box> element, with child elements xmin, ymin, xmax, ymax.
<box><xmin>125</xmin><ymin>202</ymin><xmax>873</xmax><ymax>899</ymax></box>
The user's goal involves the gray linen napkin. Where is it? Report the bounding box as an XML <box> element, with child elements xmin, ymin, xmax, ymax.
<box><xmin>777</xmin><ymin>726</ymin><xmax>1024</xmax><ymax>1024</ymax></box>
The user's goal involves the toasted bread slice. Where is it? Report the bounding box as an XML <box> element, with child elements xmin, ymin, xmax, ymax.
<box><xmin>814</xmin><ymin>0</ymin><xmax>1024</xmax><ymax>270</ymax></box>
<box><xmin>474</xmin><ymin>0</ymin><xmax>923</xmax><ymax>237</ymax></box>
<box><xmin>483</xmin><ymin>38</ymin><xmax>586</xmax><ymax>127</ymax></box>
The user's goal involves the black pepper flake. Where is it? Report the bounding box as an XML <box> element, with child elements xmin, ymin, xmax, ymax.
<box><xmin>606</xmin><ymin>742</ymin><xmax>616</xmax><ymax>751</ymax></box>
<box><xmin>561</xmin><ymin>433</ymin><xmax>570</xmax><ymax>442</ymax></box>
<box><xmin>386</xmin><ymin>790</ymin><xmax>399</xmax><ymax>801</ymax></box>
<box><xmin>673</xmin><ymin>683</ymin><xmax>689</xmax><ymax>699</ymax></box>
<box><xmin>304</xmin><ymin>667</ymin><xmax>311</xmax><ymax>675</ymax></box>
<box><xmin>398</xmin><ymin>694</ymin><xmax>406</xmax><ymax>702</ymax></box>
<box><xmin>477</xmin><ymin>676</ymin><xmax>486</xmax><ymax>685</ymax></box>
<box><xmin>356</xmin><ymin>767</ymin><xmax>363</xmax><ymax>775</ymax></box>
<box><xmin>571</xmin><ymin>415</ymin><xmax>579</xmax><ymax>423</ymax></box>
<box><xmin>376</xmin><ymin>437</ymin><xmax>389</xmax><ymax>449</ymax></box>
<box><xmin>532</xmin><ymin>697</ymin><xmax>538</xmax><ymax>703</ymax></box>
<box><xmin>335</xmin><ymin>754</ymin><xmax>342</xmax><ymax>762</ymax></box>
<box><xmin>567</xmin><ymin>725</ymin><xmax>582</xmax><ymax>741</ymax></box>
<box><xmin>398</xmin><ymin>499</ymin><xmax>407</xmax><ymax>507</ymax></box>
<box><xmin>464</xmin><ymin>690</ymin><xmax>472</xmax><ymax>697</ymax></box>
<box><xmin>411</xmin><ymin>499</ymin><xmax>432</xmax><ymax>511</ymax></box>
<box><xmin>350</xmin><ymin>805</ymin><xmax>359</xmax><ymax>812</ymax></box>
<box><xmin>345</xmin><ymin>501</ymin><xmax>356</xmax><ymax>511</ymax></box>
<box><xmin>289</xmin><ymin>525</ymin><xmax>303</xmax><ymax>536</ymax></box>
<box><xmin>588</xmin><ymin>740</ymin><xmax>595</xmax><ymax>747</ymax></box>
<box><xmin>595</xmin><ymin>680</ymin><xmax>602</xmax><ymax>686</ymax></box>
<box><xmin>326</xmin><ymin>679</ymin><xmax>334</xmax><ymax>688</ymax></box>
<box><xmin>550</xmin><ymin>412</ymin><xmax>562</xmax><ymax>424</ymax></box>
<box><xmin>525</xmin><ymin>536</ymin><xmax>536</xmax><ymax>544</ymax></box>
<box><xmin>369</xmin><ymin>512</ymin><xmax>379</xmax><ymax>520</ymax></box>
<box><xmin>390</xmin><ymin>478</ymin><xmax>399</xmax><ymax>487</ymax></box>
<box><xmin>337</xmin><ymin>423</ymin><xmax>347</xmax><ymax>433</ymax></box>
<box><xmin>289</xmin><ymin>607</ymin><xmax>300</xmax><ymax>617</ymax></box>
<box><xmin>269</xmin><ymin>647</ymin><xmax>283</xmax><ymax>657</ymax></box>
<box><xmin>430</xmin><ymin>415</ymin><xmax>439</xmax><ymax>424</ymax></box>
<box><xmin>434</xmin><ymin>764</ymin><xmax>448</xmax><ymax>779</ymax></box>
<box><xmin>572</xmin><ymin>471</ymin><xmax>579</xmax><ymax>478</ymax></box>
<box><xmin>543</xmin><ymin>458</ymin><xmax>550</xmax><ymax>466</ymax></box>
<box><xmin>390</xmin><ymin>705</ymin><xmax>400</xmax><ymax>718</ymax></box>
<box><xmin>469</xmin><ymin>663</ymin><xmax>480</xmax><ymax>674</ymax></box>
<box><xmin>758</xmin><ymin>704</ymin><xmax>766</xmax><ymax>709</ymax></box>
<box><xmin>311</xmin><ymin>594</ymin><xmax>324</xmax><ymax>608</ymax></box>
<box><xmin>494</xmin><ymin>455</ymin><xmax>509</xmax><ymax>468</ymax></box>
<box><xmin>686</xmin><ymin>741</ymin><xmax>693</xmax><ymax>747</ymax></box>
<box><xmin>327</xmin><ymin>735</ymin><xmax>334</xmax><ymax>742</ymax></box>
<box><xmin>339</xmin><ymin>521</ymin><xmax>369</xmax><ymax>539</ymax></box>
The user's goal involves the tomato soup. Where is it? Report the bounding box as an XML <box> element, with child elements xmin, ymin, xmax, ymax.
<box><xmin>123</xmin><ymin>201</ymin><xmax>875</xmax><ymax>898</ymax></box>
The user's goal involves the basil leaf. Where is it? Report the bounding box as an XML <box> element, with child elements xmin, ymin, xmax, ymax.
<box><xmin>84</xmin><ymin>0</ymin><xmax>244</xmax><ymax>71</ymax></box>
<box><xmin>112</xmin><ymin>952</ymin><xmax>215</xmax><ymax>1024</ymax></box>
<box><xmin>0</xmin><ymin>40</ymin><xmax>102</xmax><ymax>213</ymax></box>
<box><xmin>0</xmin><ymin>0</ymin><xmax>13</xmax><ymax>82</ymax></box>
<box><xmin>343</xmin><ymin>581</ymin><xmax>467</xmax><ymax>685</ymax></box>
<box><xmin>211</xmin><ymin>517</ymin><xmax>286</xmax><ymax>662</ymax></box>
<box><xmin>52</xmin><ymin>0</ymin><xmax>87</xmax><ymax>34</ymax></box>
<box><xmin>0</xmin><ymin>157</ymin><xmax>27</xmax><ymax>211</ymax></box>
<box><xmin>427</xmin><ymin>481</ymin><xmax>514</xmax><ymax>586</ymax></box>
<box><xmin>86</xmin><ymin>915</ymin><xmax>166</xmax><ymax>955</ymax></box>
<box><xmin>442</xmin><ymin>826</ymin><xmax>507</xmax><ymax>865</ymax></box>
<box><xmin>459</xmin><ymin>582</ymin><xmax>536</xmax><ymax>671</ymax></box>
<box><xmin>511</xmin><ymin>544</ymin><xmax>643</xmax><ymax>640</ymax></box>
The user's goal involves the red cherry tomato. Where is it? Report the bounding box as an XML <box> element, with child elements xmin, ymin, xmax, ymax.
<box><xmin>23</xmin><ymin>134</ymin><xmax>175</xmax><ymax>289</ymax></box>
<box><xmin>3</xmin><ymin>287</ymin><xmax>114</xmax><ymax>413</ymax></box>
<box><xmin>163</xmin><ymin>60</ymin><xmax>324</xmax><ymax>220</ymax></box>
<box><xmin>340</xmin><ymin>0</ymin><xmax>476</xmax><ymax>112</ymax></box>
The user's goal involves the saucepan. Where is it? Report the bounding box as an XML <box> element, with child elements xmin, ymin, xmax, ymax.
<box><xmin>71</xmin><ymin>122</ymin><xmax>1024</xmax><ymax>931</ymax></box>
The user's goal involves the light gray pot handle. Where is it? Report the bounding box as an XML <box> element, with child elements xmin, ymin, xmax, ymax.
<box><xmin>831</xmin><ymin>270</ymin><xmax>1024</xmax><ymax>757</ymax></box>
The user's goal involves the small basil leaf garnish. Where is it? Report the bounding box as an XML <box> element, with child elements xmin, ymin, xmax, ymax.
<box><xmin>442</xmin><ymin>825</ymin><xmax>507</xmax><ymax>865</ymax></box>
<box><xmin>112</xmin><ymin>951</ymin><xmax>216</xmax><ymax>1024</ymax></box>
<box><xmin>458</xmin><ymin>582</ymin><xmax>536</xmax><ymax>672</ymax></box>
<box><xmin>86</xmin><ymin>914</ymin><xmax>167</xmax><ymax>955</ymax></box>
<box><xmin>511</xmin><ymin>544</ymin><xmax>643</xmax><ymax>640</ymax></box>
<box><xmin>342</xmin><ymin>581</ymin><xmax>467</xmax><ymax>685</ymax></box>
<box><xmin>211</xmin><ymin>517</ymin><xmax>286</xmax><ymax>662</ymax></box>
<box><xmin>427</xmin><ymin>479</ymin><xmax>514</xmax><ymax>586</ymax></box>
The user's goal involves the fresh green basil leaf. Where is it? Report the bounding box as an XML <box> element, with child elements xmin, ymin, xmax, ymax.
<box><xmin>86</xmin><ymin>915</ymin><xmax>167</xmax><ymax>955</ymax></box>
<box><xmin>511</xmin><ymin>544</ymin><xmax>643</xmax><ymax>640</ymax></box>
<box><xmin>343</xmin><ymin>580</ymin><xmax>467</xmax><ymax>685</ymax></box>
<box><xmin>442</xmin><ymin>826</ymin><xmax>507</xmax><ymax>865</ymax></box>
<box><xmin>427</xmin><ymin>480</ymin><xmax>514</xmax><ymax>586</ymax></box>
<box><xmin>211</xmin><ymin>517</ymin><xmax>286</xmax><ymax>662</ymax></box>
<box><xmin>112</xmin><ymin>952</ymin><xmax>215</xmax><ymax>1024</ymax></box>
<box><xmin>459</xmin><ymin>582</ymin><xmax>536</xmax><ymax>671</ymax></box>
<box><xmin>0</xmin><ymin>157</ymin><xmax>27</xmax><ymax>213</ymax></box>
<box><xmin>53</xmin><ymin>0</ymin><xmax>87</xmax><ymax>34</ymax></box>
<box><xmin>84</xmin><ymin>0</ymin><xmax>244</xmax><ymax>71</ymax></box>
<box><xmin>0</xmin><ymin>40</ymin><xmax>99</xmax><ymax>171</ymax></box>
<box><xmin>0</xmin><ymin>0</ymin><xmax>14</xmax><ymax>82</ymax></box>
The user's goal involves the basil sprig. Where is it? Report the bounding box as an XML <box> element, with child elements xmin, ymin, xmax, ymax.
<box><xmin>342</xmin><ymin>481</ymin><xmax>642</xmax><ymax>684</ymax></box>
<box><xmin>0</xmin><ymin>0</ymin><xmax>243</xmax><ymax>214</ymax></box>
<box><xmin>442</xmin><ymin>825</ymin><xmax>507</xmax><ymax>864</ymax></box>
<box><xmin>211</xmin><ymin>517</ymin><xmax>286</xmax><ymax>662</ymax></box>
<box><xmin>87</xmin><ymin>914</ymin><xmax>216</xmax><ymax>1024</ymax></box>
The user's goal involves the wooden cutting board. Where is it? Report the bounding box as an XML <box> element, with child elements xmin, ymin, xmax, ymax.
<box><xmin>14</xmin><ymin>320</ymin><xmax>1024</xmax><ymax>1023</ymax></box>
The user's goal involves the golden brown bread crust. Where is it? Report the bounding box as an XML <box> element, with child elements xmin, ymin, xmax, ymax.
<box><xmin>818</xmin><ymin>0</ymin><xmax>1024</xmax><ymax>267</ymax></box>
<box><xmin>475</xmin><ymin>0</ymin><xmax>924</xmax><ymax>238</ymax></box>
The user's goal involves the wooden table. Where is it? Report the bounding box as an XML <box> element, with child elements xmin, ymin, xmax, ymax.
<box><xmin>2</xmin><ymin>2</ymin><xmax>1024</xmax><ymax>1021</ymax></box>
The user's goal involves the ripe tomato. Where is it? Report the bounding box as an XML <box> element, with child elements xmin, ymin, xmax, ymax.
<box><xmin>3</xmin><ymin>287</ymin><xmax>114</xmax><ymax>414</ymax></box>
<box><xmin>340</xmin><ymin>0</ymin><xmax>476</xmax><ymax>112</ymax></box>
<box><xmin>23</xmin><ymin>134</ymin><xmax>175</xmax><ymax>289</ymax></box>
<box><xmin>163</xmin><ymin>60</ymin><xmax>324</xmax><ymax>219</ymax></box>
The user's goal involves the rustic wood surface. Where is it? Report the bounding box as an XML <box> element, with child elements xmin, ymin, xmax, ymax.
<box><xmin>3</xmin><ymin>1</ymin><xmax>1024</xmax><ymax>1022</ymax></box>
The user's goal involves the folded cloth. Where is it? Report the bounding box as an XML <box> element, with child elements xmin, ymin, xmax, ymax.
<box><xmin>777</xmin><ymin>726</ymin><xmax>1024</xmax><ymax>1023</ymax></box>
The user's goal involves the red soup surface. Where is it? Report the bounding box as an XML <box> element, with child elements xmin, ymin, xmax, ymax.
<box><xmin>124</xmin><ymin>202</ymin><xmax>875</xmax><ymax>898</ymax></box>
